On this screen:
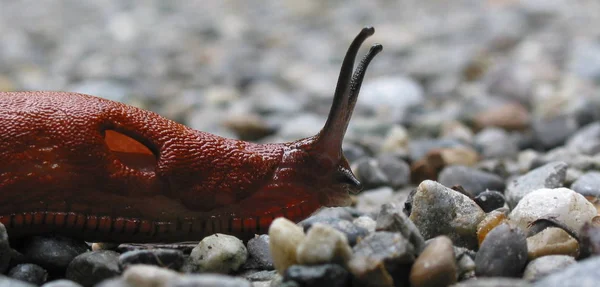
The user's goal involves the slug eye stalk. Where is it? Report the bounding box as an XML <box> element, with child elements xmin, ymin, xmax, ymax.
<box><xmin>317</xmin><ymin>27</ymin><xmax>383</xmax><ymax>161</ymax></box>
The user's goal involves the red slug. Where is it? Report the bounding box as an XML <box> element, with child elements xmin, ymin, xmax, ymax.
<box><xmin>0</xmin><ymin>27</ymin><xmax>382</xmax><ymax>243</ymax></box>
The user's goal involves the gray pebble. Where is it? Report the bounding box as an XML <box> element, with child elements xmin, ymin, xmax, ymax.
<box><xmin>298</xmin><ymin>217</ymin><xmax>368</xmax><ymax>246</ymax></box>
<box><xmin>376</xmin><ymin>153</ymin><xmax>411</xmax><ymax>188</ymax></box>
<box><xmin>408</xmin><ymin>138</ymin><xmax>464</xmax><ymax>162</ymax></box>
<box><xmin>532</xmin><ymin>115</ymin><xmax>578</xmax><ymax>150</ymax></box>
<box><xmin>523</xmin><ymin>255</ymin><xmax>576</xmax><ymax>281</ymax></box>
<box><xmin>566</xmin><ymin>122</ymin><xmax>600</xmax><ymax>155</ymax></box>
<box><xmin>8</xmin><ymin>264</ymin><xmax>48</xmax><ymax>286</ymax></box>
<box><xmin>534</xmin><ymin>256</ymin><xmax>600</xmax><ymax>287</ymax></box>
<box><xmin>240</xmin><ymin>270</ymin><xmax>278</xmax><ymax>282</ymax></box>
<box><xmin>505</xmin><ymin>161</ymin><xmax>568</xmax><ymax>208</ymax></box>
<box><xmin>41</xmin><ymin>279</ymin><xmax>83</xmax><ymax>287</ymax></box>
<box><xmin>0</xmin><ymin>275</ymin><xmax>37</xmax><ymax>287</ymax></box>
<box><xmin>571</xmin><ymin>171</ymin><xmax>600</xmax><ymax>197</ymax></box>
<box><xmin>438</xmin><ymin>165</ymin><xmax>506</xmax><ymax>195</ymax></box>
<box><xmin>0</xmin><ymin>223</ymin><xmax>10</xmax><ymax>274</ymax></box>
<box><xmin>173</xmin><ymin>274</ymin><xmax>252</xmax><ymax>287</ymax></box>
<box><xmin>453</xmin><ymin>278</ymin><xmax>532</xmax><ymax>287</ymax></box>
<box><xmin>474</xmin><ymin>128</ymin><xmax>519</xmax><ymax>159</ymax></box>
<box><xmin>242</xmin><ymin>235</ymin><xmax>273</xmax><ymax>270</ymax></box>
<box><xmin>474</xmin><ymin>190</ymin><xmax>506</xmax><ymax>212</ymax></box>
<box><xmin>20</xmin><ymin>235</ymin><xmax>89</xmax><ymax>274</ymax></box>
<box><xmin>283</xmin><ymin>264</ymin><xmax>349</xmax><ymax>287</ymax></box>
<box><xmin>65</xmin><ymin>250</ymin><xmax>121</xmax><ymax>287</ymax></box>
<box><xmin>475</xmin><ymin>223</ymin><xmax>528</xmax><ymax>277</ymax></box>
<box><xmin>375</xmin><ymin>203</ymin><xmax>425</xmax><ymax>253</ymax></box>
<box><xmin>118</xmin><ymin>249</ymin><xmax>184</xmax><ymax>271</ymax></box>
<box><xmin>409</xmin><ymin>180</ymin><xmax>485</xmax><ymax>249</ymax></box>
<box><xmin>353</xmin><ymin>157</ymin><xmax>389</xmax><ymax>189</ymax></box>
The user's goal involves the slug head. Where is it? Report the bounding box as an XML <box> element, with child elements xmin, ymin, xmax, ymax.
<box><xmin>267</xmin><ymin>27</ymin><xmax>382</xmax><ymax>208</ymax></box>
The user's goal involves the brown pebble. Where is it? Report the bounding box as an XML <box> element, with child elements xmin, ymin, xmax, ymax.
<box><xmin>409</xmin><ymin>236</ymin><xmax>457</xmax><ymax>287</ymax></box>
<box><xmin>527</xmin><ymin>227</ymin><xmax>580</xmax><ymax>260</ymax></box>
<box><xmin>474</xmin><ymin>102</ymin><xmax>530</xmax><ymax>131</ymax></box>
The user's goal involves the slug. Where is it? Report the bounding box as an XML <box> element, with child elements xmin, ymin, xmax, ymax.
<box><xmin>0</xmin><ymin>27</ymin><xmax>382</xmax><ymax>243</ymax></box>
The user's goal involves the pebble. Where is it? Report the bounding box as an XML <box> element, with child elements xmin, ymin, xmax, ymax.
<box><xmin>473</xmin><ymin>128</ymin><xmax>519</xmax><ymax>159</ymax></box>
<box><xmin>474</xmin><ymin>190</ymin><xmax>506</xmax><ymax>212</ymax></box>
<box><xmin>409</xmin><ymin>180</ymin><xmax>485</xmax><ymax>249</ymax></box>
<box><xmin>0</xmin><ymin>223</ymin><xmax>10</xmax><ymax>274</ymax></box>
<box><xmin>526</xmin><ymin>227</ymin><xmax>580</xmax><ymax>260</ymax></box>
<box><xmin>118</xmin><ymin>249</ymin><xmax>184</xmax><ymax>271</ymax></box>
<box><xmin>532</xmin><ymin>115</ymin><xmax>579</xmax><ymax>150</ymax></box>
<box><xmin>533</xmin><ymin>256</ymin><xmax>600</xmax><ymax>287</ymax></box>
<box><xmin>375</xmin><ymin>203</ymin><xmax>426</xmax><ymax>253</ymax></box>
<box><xmin>571</xmin><ymin>171</ymin><xmax>600</xmax><ymax>197</ymax></box>
<box><xmin>438</xmin><ymin>165</ymin><xmax>506</xmax><ymax>195</ymax></box>
<box><xmin>283</xmin><ymin>264</ymin><xmax>350</xmax><ymax>287</ymax></box>
<box><xmin>8</xmin><ymin>263</ymin><xmax>48</xmax><ymax>285</ymax></box>
<box><xmin>243</xmin><ymin>235</ymin><xmax>274</xmax><ymax>270</ymax></box>
<box><xmin>473</xmin><ymin>102</ymin><xmax>531</xmax><ymax>131</ymax></box>
<box><xmin>269</xmin><ymin>218</ymin><xmax>305</xmax><ymax>274</ymax></box>
<box><xmin>523</xmin><ymin>255</ymin><xmax>576</xmax><ymax>281</ymax></box>
<box><xmin>183</xmin><ymin>233</ymin><xmax>248</xmax><ymax>274</ymax></box>
<box><xmin>409</xmin><ymin>236</ymin><xmax>457</xmax><ymax>287</ymax></box>
<box><xmin>476</xmin><ymin>209</ymin><xmax>508</xmax><ymax>246</ymax></box>
<box><xmin>0</xmin><ymin>276</ymin><xmax>37</xmax><ymax>287</ymax></box>
<box><xmin>566</xmin><ymin>122</ymin><xmax>600</xmax><ymax>155</ymax></box>
<box><xmin>20</xmin><ymin>235</ymin><xmax>89</xmax><ymax>274</ymax></box>
<box><xmin>453</xmin><ymin>278</ymin><xmax>532</xmax><ymax>287</ymax></box>
<box><xmin>65</xmin><ymin>250</ymin><xmax>120</xmax><ymax>287</ymax></box>
<box><xmin>298</xmin><ymin>217</ymin><xmax>368</xmax><ymax>246</ymax></box>
<box><xmin>505</xmin><ymin>161</ymin><xmax>568</xmax><ymax>208</ymax></box>
<box><xmin>174</xmin><ymin>274</ymin><xmax>252</xmax><ymax>287</ymax></box>
<box><xmin>355</xmin><ymin>187</ymin><xmax>395</xmax><ymax>214</ymax></box>
<box><xmin>509</xmin><ymin>187</ymin><xmax>596</xmax><ymax>237</ymax></box>
<box><xmin>41</xmin><ymin>280</ymin><xmax>83</xmax><ymax>287</ymax></box>
<box><xmin>408</xmin><ymin>138</ymin><xmax>465</xmax><ymax>162</ymax></box>
<box><xmin>376</xmin><ymin>153</ymin><xmax>411</xmax><ymax>188</ymax></box>
<box><xmin>122</xmin><ymin>264</ymin><xmax>179</xmax><ymax>287</ymax></box>
<box><xmin>353</xmin><ymin>157</ymin><xmax>389</xmax><ymax>189</ymax></box>
<box><xmin>475</xmin><ymin>223</ymin><xmax>528</xmax><ymax>277</ymax></box>
<box><xmin>348</xmin><ymin>232</ymin><xmax>416</xmax><ymax>287</ymax></box>
<box><xmin>296</xmin><ymin>223</ymin><xmax>352</xmax><ymax>266</ymax></box>
<box><xmin>352</xmin><ymin>216</ymin><xmax>377</xmax><ymax>233</ymax></box>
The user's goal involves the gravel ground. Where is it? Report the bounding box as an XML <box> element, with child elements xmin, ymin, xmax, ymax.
<box><xmin>1</xmin><ymin>0</ymin><xmax>600</xmax><ymax>286</ymax></box>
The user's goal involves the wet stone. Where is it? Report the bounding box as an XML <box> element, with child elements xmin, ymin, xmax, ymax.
<box><xmin>0</xmin><ymin>223</ymin><xmax>10</xmax><ymax>274</ymax></box>
<box><xmin>438</xmin><ymin>165</ymin><xmax>506</xmax><ymax>195</ymax></box>
<box><xmin>533</xmin><ymin>256</ymin><xmax>600</xmax><ymax>287</ymax></box>
<box><xmin>504</xmin><ymin>161</ymin><xmax>568</xmax><ymax>208</ymax></box>
<box><xmin>475</xmin><ymin>223</ymin><xmax>528</xmax><ymax>277</ymax></box>
<box><xmin>298</xmin><ymin>217</ymin><xmax>368</xmax><ymax>246</ymax></box>
<box><xmin>8</xmin><ymin>263</ymin><xmax>48</xmax><ymax>286</ymax></box>
<box><xmin>20</xmin><ymin>235</ymin><xmax>89</xmax><ymax>274</ymax></box>
<box><xmin>375</xmin><ymin>203</ymin><xmax>425</xmax><ymax>253</ymax></box>
<box><xmin>243</xmin><ymin>235</ymin><xmax>273</xmax><ymax>270</ymax></box>
<box><xmin>183</xmin><ymin>233</ymin><xmax>248</xmax><ymax>274</ymax></box>
<box><xmin>118</xmin><ymin>249</ymin><xmax>184</xmax><ymax>271</ymax></box>
<box><xmin>296</xmin><ymin>223</ymin><xmax>352</xmax><ymax>266</ymax></box>
<box><xmin>283</xmin><ymin>264</ymin><xmax>349</xmax><ymax>287</ymax></box>
<box><xmin>571</xmin><ymin>171</ymin><xmax>600</xmax><ymax>197</ymax></box>
<box><xmin>41</xmin><ymin>279</ymin><xmax>83</xmax><ymax>287</ymax></box>
<box><xmin>65</xmin><ymin>250</ymin><xmax>120</xmax><ymax>287</ymax></box>
<box><xmin>523</xmin><ymin>255</ymin><xmax>576</xmax><ymax>281</ymax></box>
<box><xmin>409</xmin><ymin>236</ymin><xmax>457</xmax><ymax>287</ymax></box>
<box><xmin>474</xmin><ymin>190</ymin><xmax>506</xmax><ymax>212</ymax></box>
<box><xmin>409</xmin><ymin>180</ymin><xmax>485</xmax><ymax>249</ymax></box>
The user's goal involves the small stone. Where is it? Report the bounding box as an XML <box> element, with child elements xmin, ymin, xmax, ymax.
<box><xmin>239</xmin><ymin>270</ymin><xmax>277</xmax><ymax>282</ymax></box>
<box><xmin>474</xmin><ymin>102</ymin><xmax>530</xmax><ymax>131</ymax></box>
<box><xmin>353</xmin><ymin>216</ymin><xmax>377</xmax><ymax>233</ymax></box>
<box><xmin>0</xmin><ymin>276</ymin><xmax>37</xmax><ymax>287</ymax></box>
<box><xmin>353</xmin><ymin>157</ymin><xmax>389</xmax><ymax>189</ymax></box>
<box><xmin>438</xmin><ymin>165</ymin><xmax>506</xmax><ymax>195</ymax></box>
<box><xmin>269</xmin><ymin>218</ymin><xmax>305</xmax><ymax>274</ymax></box>
<box><xmin>173</xmin><ymin>274</ymin><xmax>252</xmax><ymax>287</ymax></box>
<box><xmin>566</xmin><ymin>122</ymin><xmax>600</xmax><ymax>155</ymax></box>
<box><xmin>283</xmin><ymin>264</ymin><xmax>349</xmax><ymax>287</ymax></box>
<box><xmin>505</xmin><ymin>161</ymin><xmax>568</xmax><ymax>208</ymax></box>
<box><xmin>355</xmin><ymin>187</ymin><xmax>394</xmax><ymax>214</ymax></box>
<box><xmin>91</xmin><ymin>243</ymin><xmax>119</xmax><ymax>251</ymax></box>
<box><xmin>532</xmin><ymin>115</ymin><xmax>578</xmax><ymax>150</ymax></box>
<box><xmin>453</xmin><ymin>278</ymin><xmax>532</xmax><ymax>287</ymax></box>
<box><xmin>456</xmin><ymin>251</ymin><xmax>476</xmax><ymax>281</ymax></box>
<box><xmin>0</xmin><ymin>223</ymin><xmax>10</xmax><ymax>273</ymax></box>
<box><xmin>298</xmin><ymin>217</ymin><xmax>368</xmax><ymax>246</ymax></box>
<box><xmin>527</xmin><ymin>227</ymin><xmax>580</xmax><ymax>260</ymax></box>
<box><xmin>20</xmin><ymin>235</ymin><xmax>89</xmax><ymax>273</ymax></box>
<box><xmin>243</xmin><ymin>235</ymin><xmax>273</xmax><ymax>270</ymax></box>
<box><xmin>118</xmin><ymin>249</ymin><xmax>184</xmax><ymax>271</ymax></box>
<box><xmin>441</xmin><ymin>121</ymin><xmax>474</xmax><ymax>143</ymax></box>
<box><xmin>474</xmin><ymin>128</ymin><xmax>519</xmax><ymax>159</ymax></box>
<box><xmin>375</xmin><ymin>203</ymin><xmax>425</xmax><ymax>253</ymax></box>
<box><xmin>534</xmin><ymin>256</ymin><xmax>600</xmax><ymax>287</ymax></box>
<box><xmin>8</xmin><ymin>264</ymin><xmax>48</xmax><ymax>285</ymax></box>
<box><xmin>409</xmin><ymin>180</ymin><xmax>485</xmax><ymax>249</ymax></box>
<box><xmin>571</xmin><ymin>171</ymin><xmax>600</xmax><ymax>197</ymax></box>
<box><xmin>65</xmin><ymin>250</ymin><xmax>120</xmax><ymax>287</ymax></box>
<box><xmin>409</xmin><ymin>236</ymin><xmax>457</xmax><ymax>287</ymax></box>
<box><xmin>476</xmin><ymin>209</ymin><xmax>508</xmax><ymax>246</ymax></box>
<box><xmin>348</xmin><ymin>232</ymin><xmax>416</xmax><ymax>287</ymax></box>
<box><xmin>523</xmin><ymin>255</ymin><xmax>576</xmax><ymax>281</ymax></box>
<box><xmin>183</xmin><ymin>233</ymin><xmax>247</xmax><ymax>274</ymax></box>
<box><xmin>376</xmin><ymin>153</ymin><xmax>411</xmax><ymax>188</ymax></box>
<box><xmin>580</xmin><ymin>221</ymin><xmax>600</xmax><ymax>257</ymax></box>
<box><xmin>474</xmin><ymin>190</ymin><xmax>506</xmax><ymax>212</ymax></box>
<box><xmin>123</xmin><ymin>264</ymin><xmax>179</xmax><ymax>287</ymax></box>
<box><xmin>475</xmin><ymin>223</ymin><xmax>528</xmax><ymax>277</ymax></box>
<box><xmin>509</xmin><ymin>188</ymin><xmax>596</xmax><ymax>237</ymax></box>
<box><xmin>408</xmin><ymin>138</ymin><xmax>465</xmax><ymax>162</ymax></box>
<box><xmin>41</xmin><ymin>279</ymin><xmax>83</xmax><ymax>287</ymax></box>
<box><xmin>296</xmin><ymin>223</ymin><xmax>352</xmax><ymax>266</ymax></box>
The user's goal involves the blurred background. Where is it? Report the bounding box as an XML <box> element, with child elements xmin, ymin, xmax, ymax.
<box><xmin>1</xmin><ymin>0</ymin><xmax>599</xmax><ymax>163</ymax></box>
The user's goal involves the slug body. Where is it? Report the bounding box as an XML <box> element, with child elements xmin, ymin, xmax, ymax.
<box><xmin>0</xmin><ymin>28</ymin><xmax>382</xmax><ymax>243</ymax></box>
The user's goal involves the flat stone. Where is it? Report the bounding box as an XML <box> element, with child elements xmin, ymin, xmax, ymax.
<box><xmin>438</xmin><ymin>165</ymin><xmax>506</xmax><ymax>195</ymax></box>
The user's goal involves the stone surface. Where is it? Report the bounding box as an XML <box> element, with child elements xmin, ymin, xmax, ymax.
<box><xmin>571</xmin><ymin>171</ymin><xmax>600</xmax><ymax>197</ymax></box>
<box><xmin>409</xmin><ymin>236</ymin><xmax>457</xmax><ymax>287</ymax></box>
<box><xmin>283</xmin><ymin>264</ymin><xmax>350</xmax><ymax>287</ymax></box>
<box><xmin>0</xmin><ymin>276</ymin><xmax>37</xmax><ymax>287</ymax></box>
<box><xmin>20</xmin><ymin>235</ymin><xmax>89</xmax><ymax>273</ymax></box>
<box><xmin>65</xmin><ymin>250</ymin><xmax>121</xmax><ymax>287</ymax></box>
<box><xmin>122</xmin><ymin>264</ymin><xmax>179</xmax><ymax>287</ymax></box>
<box><xmin>8</xmin><ymin>264</ymin><xmax>48</xmax><ymax>286</ymax></box>
<box><xmin>475</xmin><ymin>223</ymin><xmax>528</xmax><ymax>277</ymax></box>
<box><xmin>183</xmin><ymin>233</ymin><xmax>248</xmax><ymax>274</ymax></box>
<box><xmin>269</xmin><ymin>218</ymin><xmax>305</xmax><ymax>274</ymax></box>
<box><xmin>505</xmin><ymin>161</ymin><xmax>568</xmax><ymax>208</ymax></box>
<box><xmin>509</xmin><ymin>188</ymin><xmax>596</xmax><ymax>237</ymax></box>
<box><xmin>409</xmin><ymin>180</ymin><xmax>485</xmax><ymax>249</ymax></box>
<box><xmin>523</xmin><ymin>255</ymin><xmax>576</xmax><ymax>281</ymax></box>
<box><xmin>0</xmin><ymin>223</ymin><xmax>10</xmax><ymax>274</ymax></box>
<box><xmin>243</xmin><ymin>235</ymin><xmax>274</xmax><ymax>270</ymax></box>
<box><xmin>453</xmin><ymin>278</ymin><xmax>532</xmax><ymax>287</ymax></box>
<box><xmin>526</xmin><ymin>227</ymin><xmax>580</xmax><ymax>260</ymax></box>
<box><xmin>566</xmin><ymin>122</ymin><xmax>600</xmax><ymax>155</ymax></box>
<box><xmin>474</xmin><ymin>190</ymin><xmax>506</xmax><ymax>212</ymax></box>
<box><xmin>353</xmin><ymin>216</ymin><xmax>377</xmax><ymax>233</ymax></box>
<box><xmin>534</xmin><ymin>256</ymin><xmax>600</xmax><ymax>287</ymax></box>
<box><xmin>375</xmin><ymin>203</ymin><xmax>425</xmax><ymax>253</ymax></box>
<box><xmin>296</xmin><ymin>223</ymin><xmax>352</xmax><ymax>266</ymax></box>
<box><xmin>438</xmin><ymin>165</ymin><xmax>506</xmax><ymax>195</ymax></box>
<box><xmin>476</xmin><ymin>209</ymin><xmax>508</xmax><ymax>246</ymax></box>
<box><xmin>298</xmin><ymin>217</ymin><xmax>368</xmax><ymax>246</ymax></box>
<box><xmin>174</xmin><ymin>274</ymin><xmax>252</xmax><ymax>287</ymax></box>
<box><xmin>41</xmin><ymin>280</ymin><xmax>83</xmax><ymax>287</ymax></box>
<box><xmin>118</xmin><ymin>249</ymin><xmax>184</xmax><ymax>271</ymax></box>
